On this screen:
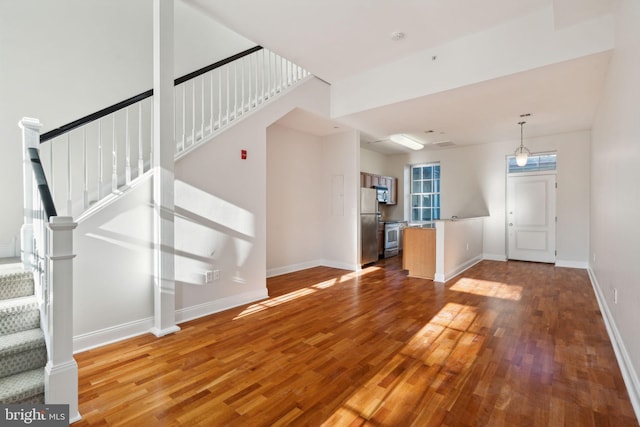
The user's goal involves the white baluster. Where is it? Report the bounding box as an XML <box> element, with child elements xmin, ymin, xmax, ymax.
<box><xmin>125</xmin><ymin>107</ymin><xmax>131</xmax><ymax>185</ymax></box>
<box><xmin>241</xmin><ymin>56</ymin><xmax>246</xmax><ymax>113</ymax></box>
<box><xmin>66</xmin><ymin>133</ymin><xmax>72</xmax><ymax>215</ymax></box>
<box><xmin>83</xmin><ymin>127</ymin><xmax>88</xmax><ymax>210</ymax></box>
<box><xmin>200</xmin><ymin>75</ymin><xmax>204</xmax><ymax>140</ymax></box>
<box><xmin>191</xmin><ymin>80</ymin><xmax>195</xmax><ymax>146</ymax></box>
<box><xmin>138</xmin><ymin>103</ymin><xmax>144</xmax><ymax>177</ymax></box>
<box><xmin>209</xmin><ymin>72</ymin><xmax>214</xmax><ymax>135</ymax></box>
<box><xmin>112</xmin><ymin>115</ymin><xmax>118</xmax><ymax>193</ymax></box>
<box><xmin>149</xmin><ymin>98</ymin><xmax>154</xmax><ymax>166</ymax></box>
<box><xmin>181</xmin><ymin>85</ymin><xmax>186</xmax><ymax>151</ymax></box>
<box><xmin>261</xmin><ymin>49</ymin><xmax>266</xmax><ymax>103</ymax></box>
<box><xmin>226</xmin><ymin>66</ymin><xmax>230</xmax><ymax>125</ymax></box>
<box><xmin>234</xmin><ymin>61</ymin><xmax>238</xmax><ymax>119</ymax></box>
<box><xmin>98</xmin><ymin>119</ymin><xmax>103</xmax><ymax>199</ymax></box>
<box><xmin>218</xmin><ymin>69</ymin><xmax>222</xmax><ymax>129</ymax></box>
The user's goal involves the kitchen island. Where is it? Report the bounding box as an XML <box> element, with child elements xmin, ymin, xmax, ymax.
<box><xmin>402</xmin><ymin>225</ymin><xmax>436</xmax><ymax>279</ymax></box>
<box><xmin>403</xmin><ymin>217</ymin><xmax>485</xmax><ymax>282</ymax></box>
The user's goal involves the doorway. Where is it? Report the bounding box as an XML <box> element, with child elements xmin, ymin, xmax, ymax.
<box><xmin>506</xmin><ymin>173</ymin><xmax>556</xmax><ymax>263</ymax></box>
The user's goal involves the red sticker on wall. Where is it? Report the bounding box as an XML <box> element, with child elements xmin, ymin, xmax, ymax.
<box><xmin>241</xmin><ymin>149</ymin><xmax>247</xmax><ymax>160</ymax></box>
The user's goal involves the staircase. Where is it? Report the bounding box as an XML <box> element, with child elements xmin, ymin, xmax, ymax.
<box><xmin>0</xmin><ymin>264</ymin><xmax>46</xmax><ymax>404</ymax></box>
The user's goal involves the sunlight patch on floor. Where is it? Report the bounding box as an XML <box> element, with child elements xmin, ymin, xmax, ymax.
<box><xmin>450</xmin><ymin>277</ymin><xmax>523</xmax><ymax>301</ymax></box>
<box><xmin>233</xmin><ymin>287</ymin><xmax>317</xmax><ymax>319</ymax></box>
<box><xmin>323</xmin><ymin>302</ymin><xmax>486</xmax><ymax>425</ymax></box>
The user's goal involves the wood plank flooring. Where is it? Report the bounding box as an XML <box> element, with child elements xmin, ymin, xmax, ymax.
<box><xmin>73</xmin><ymin>257</ymin><xmax>638</xmax><ymax>426</ymax></box>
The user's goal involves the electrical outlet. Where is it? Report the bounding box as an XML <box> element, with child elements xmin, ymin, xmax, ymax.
<box><xmin>593</xmin><ymin>253</ymin><xmax>596</xmax><ymax>263</ymax></box>
<box><xmin>205</xmin><ymin>271</ymin><xmax>213</xmax><ymax>283</ymax></box>
<box><xmin>614</xmin><ymin>288</ymin><xmax>618</xmax><ymax>305</ymax></box>
<box><xmin>466</xmin><ymin>242</ymin><xmax>469</xmax><ymax>251</ymax></box>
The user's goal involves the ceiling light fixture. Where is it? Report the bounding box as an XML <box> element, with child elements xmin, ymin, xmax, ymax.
<box><xmin>390</xmin><ymin>31</ymin><xmax>406</xmax><ymax>41</ymax></box>
<box><xmin>515</xmin><ymin>121</ymin><xmax>530</xmax><ymax>166</ymax></box>
<box><xmin>390</xmin><ymin>134</ymin><xmax>424</xmax><ymax>150</ymax></box>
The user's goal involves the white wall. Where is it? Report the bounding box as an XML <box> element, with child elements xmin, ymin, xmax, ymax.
<box><xmin>266</xmin><ymin>125</ymin><xmax>324</xmax><ymax>275</ymax></box>
<box><xmin>0</xmin><ymin>0</ymin><xmax>253</xmax><ymax>254</ymax></box>
<box><xmin>386</xmin><ymin>130</ymin><xmax>591</xmax><ymax>264</ymax></box>
<box><xmin>320</xmin><ymin>131</ymin><xmax>360</xmax><ymax>270</ymax></box>
<box><xmin>590</xmin><ymin>0</ymin><xmax>640</xmax><ymax>415</ymax></box>
<box><xmin>73</xmin><ymin>175</ymin><xmax>154</xmax><ymax>352</ymax></box>
<box><xmin>360</xmin><ymin>148</ymin><xmax>388</xmax><ymax>176</ymax></box>
<box><xmin>266</xmin><ymin>125</ymin><xmax>360</xmax><ymax>276</ymax></box>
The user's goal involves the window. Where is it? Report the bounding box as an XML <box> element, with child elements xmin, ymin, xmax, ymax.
<box><xmin>507</xmin><ymin>153</ymin><xmax>557</xmax><ymax>174</ymax></box>
<box><xmin>410</xmin><ymin>163</ymin><xmax>440</xmax><ymax>222</ymax></box>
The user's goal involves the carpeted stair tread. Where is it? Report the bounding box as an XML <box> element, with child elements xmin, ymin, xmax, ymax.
<box><xmin>0</xmin><ymin>270</ymin><xmax>34</xmax><ymax>300</ymax></box>
<box><xmin>0</xmin><ymin>368</ymin><xmax>45</xmax><ymax>404</ymax></box>
<box><xmin>0</xmin><ymin>328</ymin><xmax>45</xmax><ymax>358</ymax></box>
<box><xmin>0</xmin><ymin>296</ymin><xmax>40</xmax><ymax>335</ymax></box>
<box><xmin>0</xmin><ymin>295</ymin><xmax>38</xmax><ymax>316</ymax></box>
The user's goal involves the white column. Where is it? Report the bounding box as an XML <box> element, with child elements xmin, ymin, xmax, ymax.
<box><xmin>44</xmin><ymin>216</ymin><xmax>80</xmax><ymax>423</ymax></box>
<box><xmin>151</xmin><ymin>0</ymin><xmax>179</xmax><ymax>337</ymax></box>
<box><xmin>19</xmin><ymin>117</ymin><xmax>42</xmax><ymax>269</ymax></box>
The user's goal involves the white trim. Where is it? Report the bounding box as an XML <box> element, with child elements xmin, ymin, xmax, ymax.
<box><xmin>588</xmin><ymin>268</ymin><xmax>640</xmax><ymax>422</ymax></box>
<box><xmin>73</xmin><ymin>317</ymin><xmax>154</xmax><ymax>354</ymax></box>
<box><xmin>175</xmin><ymin>289</ymin><xmax>268</xmax><ymax>324</ymax></box>
<box><xmin>555</xmin><ymin>259</ymin><xmax>588</xmax><ymax>269</ymax></box>
<box><xmin>482</xmin><ymin>253</ymin><xmax>507</xmax><ymax>261</ymax></box>
<box><xmin>267</xmin><ymin>259</ymin><xmax>325</xmax><ymax>278</ymax></box>
<box><xmin>436</xmin><ymin>255</ymin><xmax>483</xmax><ymax>283</ymax></box>
<box><xmin>267</xmin><ymin>259</ymin><xmax>358</xmax><ymax>278</ymax></box>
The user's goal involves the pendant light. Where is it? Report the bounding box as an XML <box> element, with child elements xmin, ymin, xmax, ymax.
<box><xmin>514</xmin><ymin>121</ymin><xmax>530</xmax><ymax>167</ymax></box>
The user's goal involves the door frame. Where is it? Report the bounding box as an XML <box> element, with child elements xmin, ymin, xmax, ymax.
<box><xmin>505</xmin><ymin>169</ymin><xmax>557</xmax><ymax>263</ymax></box>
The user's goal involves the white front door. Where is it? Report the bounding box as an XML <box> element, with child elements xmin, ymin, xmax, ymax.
<box><xmin>507</xmin><ymin>174</ymin><xmax>556</xmax><ymax>263</ymax></box>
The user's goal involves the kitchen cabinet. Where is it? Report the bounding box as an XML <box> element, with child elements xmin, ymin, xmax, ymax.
<box><xmin>398</xmin><ymin>221</ymin><xmax>408</xmax><ymax>251</ymax></box>
<box><xmin>360</xmin><ymin>172</ymin><xmax>398</xmax><ymax>205</ymax></box>
<box><xmin>402</xmin><ymin>227</ymin><xmax>436</xmax><ymax>279</ymax></box>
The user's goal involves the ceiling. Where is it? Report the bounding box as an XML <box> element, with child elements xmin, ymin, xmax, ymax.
<box><xmin>186</xmin><ymin>0</ymin><xmax>615</xmax><ymax>155</ymax></box>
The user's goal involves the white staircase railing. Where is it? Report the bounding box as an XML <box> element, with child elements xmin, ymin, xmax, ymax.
<box><xmin>37</xmin><ymin>46</ymin><xmax>309</xmax><ymax>219</ymax></box>
<box><xmin>20</xmin><ymin>118</ymin><xmax>80</xmax><ymax>422</ymax></box>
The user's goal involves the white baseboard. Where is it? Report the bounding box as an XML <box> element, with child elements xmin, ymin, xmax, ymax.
<box><xmin>73</xmin><ymin>289</ymin><xmax>269</xmax><ymax>353</ymax></box>
<box><xmin>441</xmin><ymin>255</ymin><xmax>483</xmax><ymax>283</ymax></box>
<box><xmin>482</xmin><ymin>253</ymin><xmax>507</xmax><ymax>261</ymax></box>
<box><xmin>73</xmin><ymin>317</ymin><xmax>154</xmax><ymax>354</ymax></box>
<box><xmin>267</xmin><ymin>260</ymin><xmax>324</xmax><ymax>278</ymax></box>
<box><xmin>175</xmin><ymin>289</ymin><xmax>268</xmax><ymax>324</ymax></box>
<box><xmin>267</xmin><ymin>259</ymin><xmax>357</xmax><ymax>278</ymax></box>
<box><xmin>588</xmin><ymin>268</ymin><xmax>640</xmax><ymax>422</ymax></box>
<box><xmin>555</xmin><ymin>259</ymin><xmax>588</xmax><ymax>269</ymax></box>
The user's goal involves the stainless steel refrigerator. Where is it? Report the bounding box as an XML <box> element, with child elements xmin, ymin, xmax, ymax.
<box><xmin>360</xmin><ymin>187</ymin><xmax>379</xmax><ymax>265</ymax></box>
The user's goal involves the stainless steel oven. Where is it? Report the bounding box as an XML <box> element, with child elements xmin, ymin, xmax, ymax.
<box><xmin>384</xmin><ymin>222</ymin><xmax>400</xmax><ymax>258</ymax></box>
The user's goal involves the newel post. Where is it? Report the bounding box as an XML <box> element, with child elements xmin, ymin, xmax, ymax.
<box><xmin>45</xmin><ymin>216</ymin><xmax>80</xmax><ymax>423</ymax></box>
<box><xmin>19</xmin><ymin>117</ymin><xmax>42</xmax><ymax>268</ymax></box>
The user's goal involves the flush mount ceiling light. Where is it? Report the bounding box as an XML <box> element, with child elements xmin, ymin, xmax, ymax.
<box><xmin>390</xmin><ymin>31</ymin><xmax>406</xmax><ymax>41</ymax></box>
<box><xmin>515</xmin><ymin>121</ymin><xmax>530</xmax><ymax>166</ymax></box>
<box><xmin>390</xmin><ymin>134</ymin><xmax>424</xmax><ymax>150</ymax></box>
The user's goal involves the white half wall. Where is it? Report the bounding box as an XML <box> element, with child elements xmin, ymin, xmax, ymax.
<box><xmin>434</xmin><ymin>218</ymin><xmax>484</xmax><ymax>283</ymax></box>
<box><xmin>386</xmin><ymin>130</ymin><xmax>590</xmax><ymax>264</ymax></box>
<box><xmin>590</xmin><ymin>0</ymin><xmax>640</xmax><ymax>418</ymax></box>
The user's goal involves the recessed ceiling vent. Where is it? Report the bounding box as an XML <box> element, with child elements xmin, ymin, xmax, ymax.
<box><xmin>432</xmin><ymin>140</ymin><xmax>455</xmax><ymax>148</ymax></box>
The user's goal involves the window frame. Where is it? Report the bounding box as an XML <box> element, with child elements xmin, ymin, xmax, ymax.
<box><xmin>409</xmin><ymin>162</ymin><xmax>441</xmax><ymax>223</ymax></box>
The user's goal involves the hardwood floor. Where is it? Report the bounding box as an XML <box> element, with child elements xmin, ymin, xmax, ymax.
<box><xmin>73</xmin><ymin>257</ymin><xmax>638</xmax><ymax>426</ymax></box>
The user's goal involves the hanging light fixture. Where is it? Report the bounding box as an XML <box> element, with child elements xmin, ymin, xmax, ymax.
<box><xmin>514</xmin><ymin>121</ymin><xmax>530</xmax><ymax>167</ymax></box>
